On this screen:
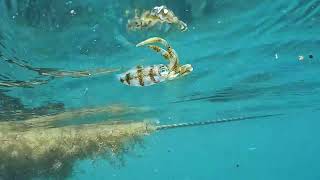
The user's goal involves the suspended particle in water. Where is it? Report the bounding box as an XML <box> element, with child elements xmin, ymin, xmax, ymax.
<box><xmin>52</xmin><ymin>160</ymin><xmax>63</xmax><ymax>171</ymax></box>
<box><xmin>83</xmin><ymin>87</ymin><xmax>89</xmax><ymax>95</ymax></box>
<box><xmin>309</xmin><ymin>54</ymin><xmax>313</xmax><ymax>59</ymax></box>
<box><xmin>70</xmin><ymin>9</ymin><xmax>76</xmax><ymax>15</ymax></box>
<box><xmin>92</xmin><ymin>24</ymin><xmax>99</xmax><ymax>32</ymax></box>
<box><xmin>124</xmin><ymin>9</ymin><xmax>130</xmax><ymax>17</ymax></box>
<box><xmin>236</xmin><ymin>164</ymin><xmax>240</xmax><ymax>168</ymax></box>
<box><xmin>66</xmin><ymin>1</ymin><xmax>72</xmax><ymax>5</ymax></box>
<box><xmin>275</xmin><ymin>53</ymin><xmax>278</xmax><ymax>59</ymax></box>
<box><xmin>88</xmin><ymin>6</ymin><xmax>93</xmax><ymax>13</ymax></box>
<box><xmin>298</xmin><ymin>55</ymin><xmax>304</xmax><ymax>61</ymax></box>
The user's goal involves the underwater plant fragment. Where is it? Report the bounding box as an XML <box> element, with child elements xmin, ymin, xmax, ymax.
<box><xmin>0</xmin><ymin>120</ymin><xmax>152</xmax><ymax>180</ymax></box>
<box><xmin>0</xmin><ymin>78</ymin><xmax>52</xmax><ymax>88</ymax></box>
<box><xmin>0</xmin><ymin>113</ymin><xmax>278</xmax><ymax>180</ymax></box>
<box><xmin>0</xmin><ymin>54</ymin><xmax>120</xmax><ymax>79</ymax></box>
<box><xmin>1</xmin><ymin>104</ymin><xmax>150</xmax><ymax>131</ymax></box>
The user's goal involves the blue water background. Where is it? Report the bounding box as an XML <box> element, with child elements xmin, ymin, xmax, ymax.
<box><xmin>1</xmin><ymin>0</ymin><xmax>320</xmax><ymax>179</ymax></box>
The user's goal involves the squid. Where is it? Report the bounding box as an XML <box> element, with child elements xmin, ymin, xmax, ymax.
<box><xmin>117</xmin><ymin>37</ymin><xmax>193</xmax><ymax>87</ymax></box>
<box><xmin>127</xmin><ymin>5</ymin><xmax>188</xmax><ymax>32</ymax></box>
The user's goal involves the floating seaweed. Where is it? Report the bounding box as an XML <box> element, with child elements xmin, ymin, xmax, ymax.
<box><xmin>0</xmin><ymin>109</ymin><xmax>279</xmax><ymax>180</ymax></box>
<box><xmin>0</xmin><ymin>52</ymin><xmax>120</xmax><ymax>89</ymax></box>
<box><xmin>0</xmin><ymin>78</ymin><xmax>52</xmax><ymax>88</ymax></box>
<box><xmin>0</xmin><ymin>120</ymin><xmax>151</xmax><ymax>179</ymax></box>
<box><xmin>22</xmin><ymin>104</ymin><xmax>150</xmax><ymax>128</ymax></box>
<box><xmin>0</xmin><ymin>54</ymin><xmax>120</xmax><ymax>79</ymax></box>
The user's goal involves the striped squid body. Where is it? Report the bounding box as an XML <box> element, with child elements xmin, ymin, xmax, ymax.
<box><xmin>117</xmin><ymin>64</ymin><xmax>170</xmax><ymax>87</ymax></box>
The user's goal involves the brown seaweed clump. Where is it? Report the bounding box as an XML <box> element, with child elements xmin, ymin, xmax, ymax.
<box><xmin>0</xmin><ymin>101</ymin><xmax>276</xmax><ymax>180</ymax></box>
<box><xmin>0</xmin><ymin>120</ymin><xmax>156</xmax><ymax>180</ymax></box>
<box><xmin>0</xmin><ymin>104</ymin><xmax>152</xmax><ymax>180</ymax></box>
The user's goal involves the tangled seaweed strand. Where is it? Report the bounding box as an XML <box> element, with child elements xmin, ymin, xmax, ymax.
<box><xmin>0</xmin><ymin>78</ymin><xmax>52</xmax><ymax>88</ymax></box>
<box><xmin>0</xmin><ymin>104</ymin><xmax>149</xmax><ymax>133</ymax></box>
<box><xmin>0</xmin><ymin>52</ymin><xmax>120</xmax><ymax>89</ymax></box>
<box><xmin>0</xmin><ymin>54</ymin><xmax>120</xmax><ymax>79</ymax></box>
<box><xmin>0</xmin><ymin>120</ymin><xmax>155</xmax><ymax>180</ymax></box>
<box><xmin>0</xmin><ymin>111</ymin><xmax>279</xmax><ymax>180</ymax></box>
<box><xmin>0</xmin><ymin>104</ymin><xmax>151</xmax><ymax>179</ymax></box>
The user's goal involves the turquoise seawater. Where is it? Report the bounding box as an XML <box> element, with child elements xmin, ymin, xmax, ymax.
<box><xmin>1</xmin><ymin>0</ymin><xmax>320</xmax><ymax>180</ymax></box>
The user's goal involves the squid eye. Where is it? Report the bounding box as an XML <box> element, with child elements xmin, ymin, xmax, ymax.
<box><xmin>159</xmin><ymin>66</ymin><xmax>169</xmax><ymax>76</ymax></box>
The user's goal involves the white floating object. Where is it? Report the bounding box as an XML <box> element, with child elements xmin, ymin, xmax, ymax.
<box><xmin>70</xmin><ymin>9</ymin><xmax>76</xmax><ymax>15</ymax></box>
<box><xmin>298</xmin><ymin>55</ymin><xmax>304</xmax><ymax>61</ymax></box>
